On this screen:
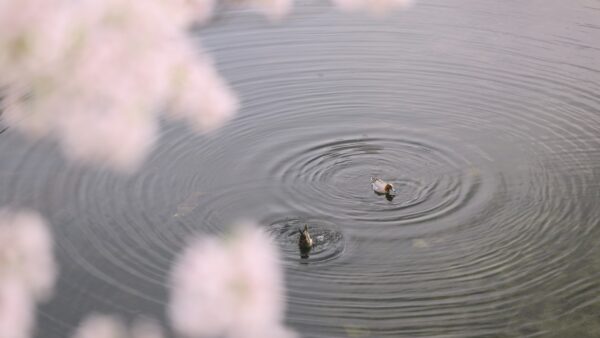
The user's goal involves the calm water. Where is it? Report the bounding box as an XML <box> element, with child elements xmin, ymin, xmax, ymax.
<box><xmin>2</xmin><ymin>0</ymin><xmax>600</xmax><ymax>337</ymax></box>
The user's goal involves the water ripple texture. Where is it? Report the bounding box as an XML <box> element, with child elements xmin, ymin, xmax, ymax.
<box><xmin>2</xmin><ymin>1</ymin><xmax>600</xmax><ymax>337</ymax></box>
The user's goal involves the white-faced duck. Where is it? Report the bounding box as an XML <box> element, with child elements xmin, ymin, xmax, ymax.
<box><xmin>371</xmin><ymin>177</ymin><xmax>395</xmax><ymax>195</ymax></box>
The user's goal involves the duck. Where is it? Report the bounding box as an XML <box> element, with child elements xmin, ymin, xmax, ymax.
<box><xmin>371</xmin><ymin>177</ymin><xmax>395</xmax><ymax>195</ymax></box>
<box><xmin>298</xmin><ymin>224</ymin><xmax>313</xmax><ymax>257</ymax></box>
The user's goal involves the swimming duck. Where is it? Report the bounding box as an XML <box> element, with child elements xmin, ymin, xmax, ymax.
<box><xmin>298</xmin><ymin>224</ymin><xmax>313</xmax><ymax>257</ymax></box>
<box><xmin>371</xmin><ymin>177</ymin><xmax>395</xmax><ymax>195</ymax></box>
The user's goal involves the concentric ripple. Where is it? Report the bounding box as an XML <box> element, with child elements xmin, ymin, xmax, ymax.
<box><xmin>221</xmin><ymin>125</ymin><xmax>498</xmax><ymax>239</ymax></box>
<box><xmin>266</xmin><ymin>216</ymin><xmax>346</xmax><ymax>264</ymax></box>
<box><xmin>269</xmin><ymin>133</ymin><xmax>485</xmax><ymax>228</ymax></box>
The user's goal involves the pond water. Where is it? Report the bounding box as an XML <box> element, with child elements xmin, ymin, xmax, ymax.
<box><xmin>2</xmin><ymin>0</ymin><xmax>600</xmax><ymax>337</ymax></box>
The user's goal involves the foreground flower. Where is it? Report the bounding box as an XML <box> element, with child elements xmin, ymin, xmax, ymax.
<box><xmin>331</xmin><ymin>0</ymin><xmax>414</xmax><ymax>15</ymax></box>
<box><xmin>0</xmin><ymin>210</ymin><xmax>57</xmax><ymax>300</ymax></box>
<box><xmin>0</xmin><ymin>0</ymin><xmax>238</xmax><ymax>172</ymax></box>
<box><xmin>73</xmin><ymin>315</ymin><xmax>164</xmax><ymax>338</ymax></box>
<box><xmin>169</xmin><ymin>223</ymin><xmax>296</xmax><ymax>338</ymax></box>
<box><xmin>0</xmin><ymin>280</ymin><xmax>34</xmax><ymax>338</ymax></box>
<box><xmin>235</xmin><ymin>0</ymin><xmax>293</xmax><ymax>21</ymax></box>
<box><xmin>0</xmin><ymin>209</ymin><xmax>57</xmax><ymax>338</ymax></box>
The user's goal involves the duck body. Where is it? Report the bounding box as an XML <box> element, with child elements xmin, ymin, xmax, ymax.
<box><xmin>371</xmin><ymin>177</ymin><xmax>395</xmax><ymax>195</ymax></box>
<box><xmin>298</xmin><ymin>225</ymin><xmax>313</xmax><ymax>257</ymax></box>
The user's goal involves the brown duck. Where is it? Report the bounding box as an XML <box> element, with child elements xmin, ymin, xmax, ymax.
<box><xmin>298</xmin><ymin>224</ymin><xmax>313</xmax><ymax>258</ymax></box>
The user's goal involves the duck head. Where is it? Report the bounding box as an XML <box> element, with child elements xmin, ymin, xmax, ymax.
<box><xmin>299</xmin><ymin>224</ymin><xmax>313</xmax><ymax>258</ymax></box>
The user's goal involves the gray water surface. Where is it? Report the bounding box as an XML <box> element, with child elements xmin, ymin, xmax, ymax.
<box><xmin>2</xmin><ymin>0</ymin><xmax>600</xmax><ymax>337</ymax></box>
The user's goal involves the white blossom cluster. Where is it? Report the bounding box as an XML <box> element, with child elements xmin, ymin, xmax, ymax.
<box><xmin>169</xmin><ymin>224</ymin><xmax>297</xmax><ymax>338</ymax></box>
<box><xmin>0</xmin><ymin>0</ymin><xmax>412</xmax><ymax>171</ymax></box>
<box><xmin>0</xmin><ymin>0</ymin><xmax>241</xmax><ymax>172</ymax></box>
<box><xmin>0</xmin><ymin>0</ymin><xmax>415</xmax><ymax>337</ymax></box>
<box><xmin>0</xmin><ymin>212</ymin><xmax>295</xmax><ymax>338</ymax></box>
<box><xmin>0</xmin><ymin>210</ymin><xmax>57</xmax><ymax>338</ymax></box>
<box><xmin>332</xmin><ymin>0</ymin><xmax>413</xmax><ymax>15</ymax></box>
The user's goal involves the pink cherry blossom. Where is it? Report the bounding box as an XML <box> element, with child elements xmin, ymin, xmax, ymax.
<box><xmin>0</xmin><ymin>210</ymin><xmax>57</xmax><ymax>301</ymax></box>
<box><xmin>0</xmin><ymin>0</ymin><xmax>237</xmax><ymax>172</ymax></box>
<box><xmin>331</xmin><ymin>0</ymin><xmax>414</xmax><ymax>15</ymax></box>
<box><xmin>0</xmin><ymin>280</ymin><xmax>35</xmax><ymax>338</ymax></box>
<box><xmin>169</xmin><ymin>223</ymin><xmax>297</xmax><ymax>338</ymax></box>
<box><xmin>73</xmin><ymin>315</ymin><xmax>164</xmax><ymax>338</ymax></box>
<box><xmin>0</xmin><ymin>209</ymin><xmax>57</xmax><ymax>338</ymax></box>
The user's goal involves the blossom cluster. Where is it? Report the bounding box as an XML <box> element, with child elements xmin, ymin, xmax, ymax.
<box><xmin>0</xmin><ymin>210</ymin><xmax>57</xmax><ymax>338</ymax></box>
<box><xmin>0</xmin><ymin>0</ymin><xmax>239</xmax><ymax>171</ymax></box>
<box><xmin>73</xmin><ymin>315</ymin><xmax>164</xmax><ymax>338</ymax></box>
<box><xmin>169</xmin><ymin>224</ymin><xmax>296</xmax><ymax>338</ymax></box>
<box><xmin>0</xmin><ymin>213</ymin><xmax>295</xmax><ymax>338</ymax></box>
<box><xmin>332</xmin><ymin>0</ymin><xmax>413</xmax><ymax>15</ymax></box>
<box><xmin>0</xmin><ymin>0</ymin><xmax>416</xmax><ymax>337</ymax></box>
<box><xmin>0</xmin><ymin>0</ymin><xmax>413</xmax><ymax>172</ymax></box>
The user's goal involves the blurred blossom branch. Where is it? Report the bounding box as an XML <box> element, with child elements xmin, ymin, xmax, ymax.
<box><xmin>0</xmin><ymin>209</ymin><xmax>57</xmax><ymax>338</ymax></box>
<box><xmin>0</xmin><ymin>0</ymin><xmax>414</xmax><ymax>337</ymax></box>
<box><xmin>169</xmin><ymin>223</ymin><xmax>296</xmax><ymax>338</ymax></box>
<box><xmin>73</xmin><ymin>315</ymin><xmax>164</xmax><ymax>338</ymax></box>
<box><xmin>0</xmin><ymin>0</ymin><xmax>239</xmax><ymax>172</ymax></box>
<box><xmin>0</xmin><ymin>0</ymin><xmax>413</xmax><ymax>172</ymax></box>
<box><xmin>332</xmin><ymin>0</ymin><xmax>413</xmax><ymax>15</ymax></box>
